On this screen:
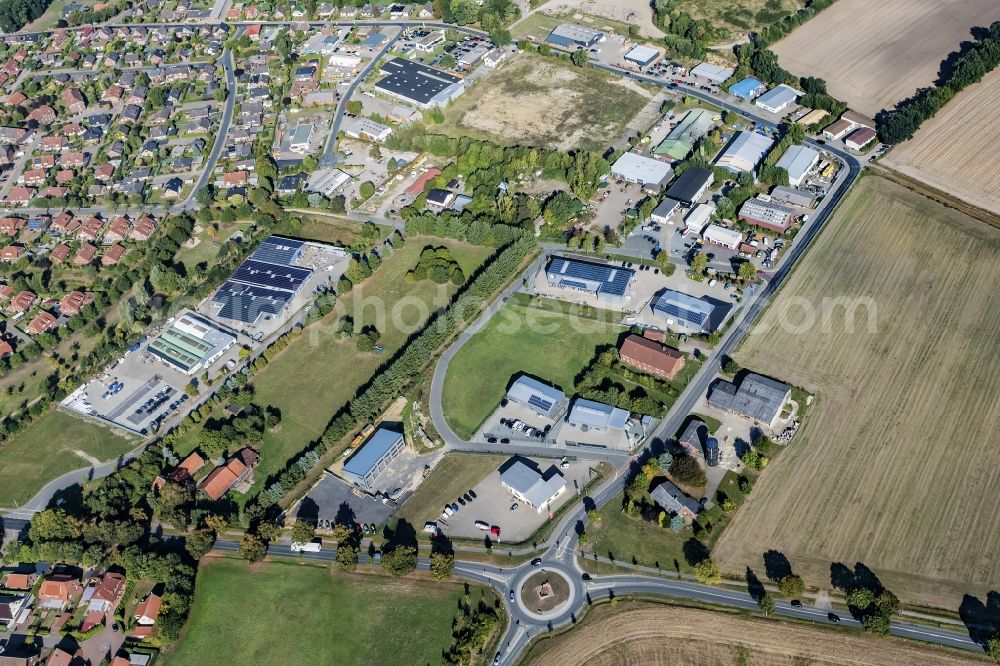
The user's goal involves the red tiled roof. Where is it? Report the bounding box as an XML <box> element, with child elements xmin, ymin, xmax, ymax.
<box><xmin>619</xmin><ymin>334</ymin><xmax>685</xmax><ymax>380</ymax></box>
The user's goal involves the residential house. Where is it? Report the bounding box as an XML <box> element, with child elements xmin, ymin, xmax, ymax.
<box><xmin>0</xmin><ymin>594</ymin><xmax>30</xmax><ymax>629</ymax></box>
<box><xmin>650</xmin><ymin>480</ymin><xmax>701</xmax><ymax>519</ymax></box>
<box><xmin>73</xmin><ymin>243</ymin><xmax>97</xmax><ymax>266</ymax></box>
<box><xmin>102</xmin><ymin>243</ymin><xmax>125</xmax><ymax>266</ymax></box>
<box><xmin>128</xmin><ymin>215</ymin><xmax>157</xmax><ymax>241</ymax></box>
<box><xmin>5</xmin><ymin>188</ymin><xmax>35</xmax><ymax>206</ymax></box>
<box><xmin>103</xmin><ymin>216</ymin><xmax>130</xmax><ymax>243</ymax></box>
<box><xmin>26</xmin><ymin>311</ymin><xmax>58</xmax><ymax>335</ymax></box>
<box><xmin>62</xmin><ymin>88</ymin><xmax>86</xmax><ymax>114</ymax></box>
<box><xmin>0</xmin><ymin>245</ymin><xmax>23</xmax><ymax>262</ymax></box>
<box><xmin>134</xmin><ymin>593</ymin><xmax>161</xmax><ymax>626</ymax></box>
<box><xmin>3</xmin><ymin>572</ymin><xmax>37</xmax><ymax>590</ymax></box>
<box><xmin>59</xmin><ymin>290</ymin><xmax>92</xmax><ymax>316</ymax></box>
<box><xmin>708</xmin><ymin>372</ymin><xmax>792</xmax><ymax>431</ymax></box>
<box><xmin>0</xmin><ymin>217</ymin><xmax>25</xmax><ymax>236</ymax></box>
<box><xmin>50</xmin><ymin>244</ymin><xmax>71</xmax><ymax>264</ymax></box>
<box><xmin>27</xmin><ymin>105</ymin><xmax>56</xmax><ymax>125</ymax></box>
<box><xmin>38</xmin><ymin>574</ymin><xmax>83</xmax><ymax>610</ymax></box>
<box><xmin>199</xmin><ymin>448</ymin><xmax>260</xmax><ymax>500</ymax></box>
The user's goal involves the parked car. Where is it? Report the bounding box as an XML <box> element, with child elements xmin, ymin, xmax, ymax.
<box><xmin>509</xmin><ymin>503</ymin><xmax>518</xmax><ymax>512</ymax></box>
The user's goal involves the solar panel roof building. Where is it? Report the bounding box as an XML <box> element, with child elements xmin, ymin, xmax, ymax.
<box><xmin>545</xmin><ymin>255</ymin><xmax>635</xmax><ymax>306</ymax></box>
<box><xmin>374</xmin><ymin>57</ymin><xmax>465</xmax><ymax>109</ymax></box>
<box><xmin>652</xmin><ymin>289</ymin><xmax>716</xmax><ymax>333</ymax></box>
<box><xmin>506</xmin><ymin>375</ymin><xmax>566</xmax><ymax>419</ymax></box>
<box><xmin>342</xmin><ymin>426</ymin><xmax>405</xmax><ymax>489</ymax></box>
<box><xmin>251</xmin><ymin>236</ymin><xmax>305</xmax><ymax>266</ymax></box>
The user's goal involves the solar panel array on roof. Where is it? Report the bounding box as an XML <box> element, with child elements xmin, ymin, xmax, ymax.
<box><xmin>231</xmin><ymin>260</ymin><xmax>311</xmax><ymax>292</ymax></box>
<box><xmin>652</xmin><ymin>290</ymin><xmax>714</xmax><ymax>330</ymax></box>
<box><xmin>528</xmin><ymin>394</ymin><xmax>554</xmax><ymax>413</ymax></box>
<box><xmin>213</xmin><ymin>281</ymin><xmax>292</xmax><ymax>323</ymax></box>
<box><xmin>546</xmin><ymin>256</ymin><xmax>634</xmax><ymax>298</ymax></box>
<box><xmin>250</xmin><ymin>236</ymin><xmax>305</xmax><ymax>266</ymax></box>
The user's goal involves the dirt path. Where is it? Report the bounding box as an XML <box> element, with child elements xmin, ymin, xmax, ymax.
<box><xmin>515</xmin><ymin>0</ymin><xmax>665</xmax><ymax>38</ymax></box>
<box><xmin>72</xmin><ymin>450</ymin><xmax>102</xmax><ymax>466</ymax></box>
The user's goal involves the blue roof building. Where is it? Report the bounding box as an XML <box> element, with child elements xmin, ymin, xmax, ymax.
<box><xmin>729</xmin><ymin>77</ymin><xmax>765</xmax><ymax>100</ymax></box>
<box><xmin>545</xmin><ymin>256</ymin><xmax>635</xmax><ymax>306</ymax></box>
<box><xmin>343</xmin><ymin>426</ymin><xmax>406</xmax><ymax>489</ymax></box>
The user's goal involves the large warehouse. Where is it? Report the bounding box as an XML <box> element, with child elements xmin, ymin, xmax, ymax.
<box><xmin>211</xmin><ymin>236</ymin><xmax>314</xmax><ymax>327</ymax></box>
<box><xmin>544</xmin><ymin>255</ymin><xmax>635</xmax><ymax>306</ymax></box>
<box><xmin>654</xmin><ymin>108</ymin><xmax>714</xmax><ymax>160</ymax></box>
<box><xmin>374</xmin><ymin>57</ymin><xmax>465</xmax><ymax>109</ymax></box>
<box><xmin>715</xmin><ymin>131</ymin><xmax>775</xmax><ymax>173</ymax></box>
<box><xmin>755</xmin><ymin>84</ymin><xmax>801</xmax><ymax>114</ymax></box>
<box><xmin>652</xmin><ymin>289</ymin><xmax>727</xmax><ymax>334</ymax></box>
<box><xmin>545</xmin><ymin>23</ymin><xmax>604</xmax><ymax>48</ymax></box>
<box><xmin>739</xmin><ymin>196</ymin><xmax>796</xmax><ymax>232</ymax></box>
<box><xmin>610</xmin><ymin>152</ymin><xmax>673</xmax><ymax>188</ymax></box>
<box><xmin>342</xmin><ymin>426</ymin><xmax>406</xmax><ymax>489</ymax></box>
<box><xmin>690</xmin><ymin>62</ymin><xmax>733</xmax><ymax>84</ymax></box>
<box><xmin>664</xmin><ymin>166</ymin><xmax>714</xmax><ymax>205</ymax></box>
<box><xmin>775</xmin><ymin>144</ymin><xmax>819</xmax><ymax>186</ymax></box>
<box><xmin>147</xmin><ymin>311</ymin><xmax>237</xmax><ymax>375</ymax></box>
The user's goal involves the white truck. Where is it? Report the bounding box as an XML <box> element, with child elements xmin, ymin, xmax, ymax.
<box><xmin>291</xmin><ymin>541</ymin><xmax>322</xmax><ymax>553</ymax></box>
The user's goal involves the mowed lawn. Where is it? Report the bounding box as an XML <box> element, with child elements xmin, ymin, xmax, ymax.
<box><xmin>395</xmin><ymin>453</ymin><xmax>506</xmax><ymax>528</ymax></box>
<box><xmin>0</xmin><ymin>410</ymin><xmax>135</xmax><ymax>507</ymax></box>
<box><xmin>225</xmin><ymin>239</ymin><xmax>492</xmax><ymax>497</ymax></box>
<box><xmin>441</xmin><ymin>301</ymin><xmax>626</xmax><ymax>440</ymax></box>
<box><xmin>439</xmin><ymin>52</ymin><xmax>650</xmax><ymax>152</ymax></box>
<box><xmin>713</xmin><ymin>176</ymin><xmax>1000</xmax><ymax>609</ymax></box>
<box><xmin>166</xmin><ymin>559</ymin><xmax>488</xmax><ymax>666</ymax></box>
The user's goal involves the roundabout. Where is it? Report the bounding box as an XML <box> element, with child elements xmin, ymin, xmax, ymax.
<box><xmin>510</xmin><ymin>562</ymin><xmax>582</xmax><ymax>623</ymax></box>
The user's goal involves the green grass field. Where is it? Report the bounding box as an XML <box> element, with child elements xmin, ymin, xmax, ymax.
<box><xmin>273</xmin><ymin>214</ymin><xmax>391</xmax><ymax>249</ymax></box>
<box><xmin>175</xmin><ymin>239</ymin><xmax>492</xmax><ymax>500</ymax></box>
<box><xmin>166</xmin><ymin>559</ymin><xmax>492</xmax><ymax>666</ymax></box>
<box><xmin>0</xmin><ymin>410</ymin><xmax>136</xmax><ymax>507</ymax></box>
<box><xmin>395</xmin><ymin>453</ymin><xmax>506</xmax><ymax>528</ymax></box>
<box><xmin>441</xmin><ymin>300</ymin><xmax>626</xmax><ymax>440</ymax></box>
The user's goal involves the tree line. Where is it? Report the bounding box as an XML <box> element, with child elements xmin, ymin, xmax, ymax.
<box><xmin>0</xmin><ymin>0</ymin><xmax>50</xmax><ymax>32</ymax></box>
<box><xmin>876</xmin><ymin>21</ymin><xmax>1000</xmax><ymax>145</ymax></box>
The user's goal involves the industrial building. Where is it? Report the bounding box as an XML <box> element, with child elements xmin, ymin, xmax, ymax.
<box><xmin>650</xmin><ymin>198</ymin><xmax>680</xmax><ymax>224</ymax></box>
<box><xmin>754</xmin><ymin>84</ymin><xmax>801</xmax><ymax>114</ymax></box>
<box><xmin>738</xmin><ymin>196</ymin><xmax>796</xmax><ymax>233</ymax></box>
<box><xmin>708</xmin><ymin>372</ymin><xmax>792</xmax><ymax>431</ymax></box>
<box><xmin>211</xmin><ymin>236</ymin><xmax>314</xmax><ymax>326</ymax></box>
<box><xmin>624</xmin><ymin>44</ymin><xmax>659</xmax><ymax>68</ymax></box>
<box><xmin>619</xmin><ymin>334</ymin><xmax>685</xmax><ymax>380</ymax></box>
<box><xmin>289</xmin><ymin>123</ymin><xmax>313</xmax><ymax>153</ymax></box>
<box><xmin>499</xmin><ymin>459</ymin><xmax>566</xmax><ymax>512</ymax></box>
<box><xmin>654</xmin><ymin>108</ymin><xmax>714</xmax><ymax>160</ymax></box>
<box><xmin>844</xmin><ymin>126</ymin><xmax>876</xmax><ymax>150</ymax></box>
<box><xmin>610</xmin><ymin>152</ymin><xmax>673</xmax><ymax>188</ymax></box>
<box><xmin>664</xmin><ymin>166</ymin><xmax>714</xmax><ymax>205</ymax></box>
<box><xmin>147</xmin><ymin>312</ymin><xmax>237</xmax><ymax>375</ymax></box>
<box><xmin>690</xmin><ymin>62</ymin><xmax>733</xmax><ymax>84</ymax></box>
<box><xmin>650</xmin><ymin>480</ymin><xmax>700</xmax><ymax>518</ymax></box>
<box><xmin>506</xmin><ymin>375</ymin><xmax>566</xmax><ymax>419</ymax></box>
<box><xmin>684</xmin><ymin>202</ymin><xmax>714</xmax><ymax>235</ymax></box>
<box><xmin>775</xmin><ymin>144</ymin><xmax>819</xmax><ymax>186</ymax></box>
<box><xmin>703</xmin><ymin>223</ymin><xmax>742</xmax><ymax>249</ymax></box>
<box><xmin>652</xmin><ymin>289</ymin><xmax>725</xmax><ymax>333</ymax></box>
<box><xmin>822</xmin><ymin>118</ymin><xmax>854</xmax><ymax>141</ymax></box>
<box><xmin>342</xmin><ymin>426</ymin><xmax>406</xmax><ymax>489</ymax></box>
<box><xmin>544</xmin><ymin>23</ymin><xmax>604</xmax><ymax>48</ymax></box>
<box><xmin>374</xmin><ymin>57</ymin><xmax>465</xmax><ymax>108</ymax></box>
<box><xmin>715</xmin><ymin>131</ymin><xmax>774</xmax><ymax>173</ymax></box>
<box><xmin>342</xmin><ymin>116</ymin><xmax>392</xmax><ymax>142</ymax></box>
<box><xmin>770</xmin><ymin>185</ymin><xmax>816</xmax><ymax>207</ymax></box>
<box><xmin>544</xmin><ymin>255</ymin><xmax>635</xmax><ymax>306</ymax></box>
<box><xmin>796</xmin><ymin>109</ymin><xmax>828</xmax><ymax>126</ymax></box>
<box><xmin>566</xmin><ymin>398</ymin><xmax>629</xmax><ymax>432</ymax></box>
<box><xmin>306</xmin><ymin>168</ymin><xmax>352</xmax><ymax>197</ymax></box>
<box><xmin>728</xmin><ymin>77</ymin><xmax>765</xmax><ymax>100</ymax></box>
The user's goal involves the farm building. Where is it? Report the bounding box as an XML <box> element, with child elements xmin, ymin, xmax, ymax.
<box><xmin>610</xmin><ymin>152</ymin><xmax>673</xmax><ymax>188</ymax></box>
<box><xmin>545</xmin><ymin>23</ymin><xmax>604</xmax><ymax>48</ymax></box>
<box><xmin>728</xmin><ymin>77</ymin><xmax>765</xmax><ymax>100</ymax></box>
<box><xmin>374</xmin><ymin>57</ymin><xmax>465</xmax><ymax>108</ymax></box>
<box><xmin>499</xmin><ymin>459</ymin><xmax>566</xmax><ymax>512</ymax></box>
<box><xmin>770</xmin><ymin>185</ymin><xmax>816</xmax><ymax>207</ymax></box>
<box><xmin>754</xmin><ymin>84</ymin><xmax>801</xmax><ymax>114</ymax></box>
<box><xmin>654</xmin><ymin>108</ymin><xmax>714</xmax><ymax>160</ymax></box>
<box><xmin>624</xmin><ymin>44</ymin><xmax>659</xmax><ymax>68</ymax></box>
<box><xmin>650</xmin><ymin>480</ymin><xmax>701</xmax><ymax>519</ymax></box>
<box><xmin>147</xmin><ymin>311</ymin><xmax>236</xmax><ymax>375</ymax></box>
<box><xmin>342</xmin><ymin>426</ymin><xmax>406</xmax><ymax>489</ymax></box>
<box><xmin>844</xmin><ymin>126</ymin><xmax>876</xmax><ymax>150</ymax></box>
<box><xmin>665</xmin><ymin>166</ymin><xmax>714</xmax><ymax>204</ymax></box>
<box><xmin>566</xmin><ymin>398</ymin><xmax>629</xmax><ymax>432</ymax></box>
<box><xmin>738</xmin><ymin>196</ymin><xmax>796</xmax><ymax>232</ymax></box>
<box><xmin>506</xmin><ymin>375</ymin><xmax>566</xmax><ymax>419</ymax></box>
<box><xmin>650</xmin><ymin>198</ymin><xmax>680</xmax><ymax>224</ymax></box>
<box><xmin>690</xmin><ymin>62</ymin><xmax>733</xmax><ymax>84</ymax></box>
<box><xmin>684</xmin><ymin>203</ymin><xmax>715</xmax><ymax>235</ymax></box>
<box><xmin>715</xmin><ymin>131</ymin><xmax>774</xmax><ymax>173</ymax></box>
<box><xmin>822</xmin><ymin>118</ymin><xmax>854</xmax><ymax>141</ymax></box>
<box><xmin>677</xmin><ymin>418</ymin><xmax>708</xmax><ymax>459</ymax></box>
<box><xmin>708</xmin><ymin>372</ymin><xmax>791</xmax><ymax>431</ymax></box>
<box><xmin>775</xmin><ymin>144</ymin><xmax>820</xmax><ymax>186</ymax></box>
<box><xmin>652</xmin><ymin>289</ymin><xmax>726</xmax><ymax>333</ymax></box>
<box><xmin>544</xmin><ymin>255</ymin><xmax>635</xmax><ymax>306</ymax></box>
<box><xmin>619</xmin><ymin>333</ymin><xmax>685</xmax><ymax>380</ymax></box>
<box><xmin>703</xmin><ymin>224</ymin><xmax>742</xmax><ymax>249</ymax></box>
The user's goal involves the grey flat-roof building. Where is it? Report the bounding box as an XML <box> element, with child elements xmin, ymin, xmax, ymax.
<box><xmin>775</xmin><ymin>144</ymin><xmax>819</xmax><ymax>187</ymax></box>
<box><xmin>650</xmin><ymin>480</ymin><xmax>701</xmax><ymax>518</ymax></box>
<box><xmin>506</xmin><ymin>375</ymin><xmax>566</xmax><ymax>419</ymax></box>
<box><xmin>664</xmin><ymin>166</ymin><xmax>714</xmax><ymax>205</ymax></box>
<box><xmin>545</xmin><ymin>255</ymin><xmax>635</xmax><ymax>306</ymax></box>
<box><xmin>755</xmin><ymin>84</ymin><xmax>801</xmax><ymax>114</ymax></box>
<box><xmin>342</xmin><ymin>426</ymin><xmax>405</xmax><ymax>489</ymax></box>
<box><xmin>652</xmin><ymin>289</ymin><xmax>728</xmax><ymax>334</ymax></box>
<box><xmin>624</xmin><ymin>44</ymin><xmax>659</xmax><ymax>67</ymax></box>
<box><xmin>500</xmin><ymin>459</ymin><xmax>566</xmax><ymax>512</ymax></box>
<box><xmin>566</xmin><ymin>398</ymin><xmax>629</xmax><ymax>431</ymax></box>
<box><xmin>374</xmin><ymin>57</ymin><xmax>465</xmax><ymax>109</ymax></box>
<box><xmin>651</xmin><ymin>198</ymin><xmax>680</xmax><ymax>224</ymax></box>
<box><xmin>708</xmin><ymin>372</ymin><xmax>792</xmax><ymax>430</ymax></box>
<box><xmin>545</xmin><ymin>23</ymin><xmax>604</xmax><ymax>48</ymax></box>
<box><xmin>715</xmin><ymin>131</ymin><xmax>774</xmax><ymax>173</ymax></box>
<box><xmin>769</xmin><ymin>185</ymin><xmax>816</xmax><ymax>208</ymax></box>
<box><xmin>611</xmin><ymin>152</ymin><xmax>673</xmax><ymax>188</ymax></box>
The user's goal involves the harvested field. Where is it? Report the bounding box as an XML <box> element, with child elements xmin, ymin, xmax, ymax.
<box><xmin>771</xmin><ymin>0</ymin><xmax>1000</xmax><ymax>116</ymax></box>
<box><xmin>440</xmin><ymin>53</ymin><xmax>650</xmax><ymax>152</ymax></box>
<box><xmin>882</xmin><ymin>67</ymin><xmax>1000</xmax><ymax>216</ymax></box>
<box><xmin>522</xmin><ymin>601</ymin><xmax>988</xmax><ymax>665</ymax></box>
<box><xmin>712</xmin><ymin>175</ymin><xmax>1000</xmax><ymax>610</ymax></box>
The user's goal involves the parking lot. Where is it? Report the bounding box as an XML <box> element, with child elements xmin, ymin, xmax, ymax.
<box><xmin>475</xmin><ymin>400</ymin><xmax>564</xmax><ymax>445</ymax></box>
<box><xmin>438</xmin><ymin>457</ymin><xmax>595</xmax><ymax>542</ymax></box>
<box><xmin>296</xmin><ymin>471</ymin><xmax>396</xmax><ymax>531</ymax></box>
